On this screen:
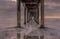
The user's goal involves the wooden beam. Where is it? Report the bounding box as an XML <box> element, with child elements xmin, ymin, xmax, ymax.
<box><xmin>24</xmin><ymin>6</ymin><xmax>28</xmax><ymax>24</ymax></box>
<box><xmin>40</xmin><ymin>0</ymin><xmax>45</xmax><ymax>28</ymax></box>
<box><xmin>17</xmin><ymin>0</ymin><xmax>21</xmax><ymax>28</ymax></box>
<box><xmin>17</xmin><ymin>0</ymin><xmax>21</xmax><ymax>39</ymax></box>
<box><xmin>24</xmin><ymin>6</ymin><xmax>26</xmax><ymax>24</ymax></box>
<box><xmin>34</xmin><ymin>5</ymin><xmax>39</xmax><ymax>24</ymax></box>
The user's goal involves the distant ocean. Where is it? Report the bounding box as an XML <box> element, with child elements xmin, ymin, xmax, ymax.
<box><xmin>0</xmin><ymin>18</ymin><xmax>60</xmax><ymax>29</ymax></box>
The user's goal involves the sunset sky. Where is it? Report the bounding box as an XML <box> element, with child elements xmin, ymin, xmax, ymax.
<box><xmin>0</xmin><ymin>0</ymin><xmax>60</xmax><ymax>18</ymax></box>
<box><xmin>0</xmin><ymin>0</ymin><xmax>60</xmax><ymax>27</ymax></box>
<box><xmin>44</xmin><ymin>0</ymin><xmax>60</xmax><ymax>18</ymax></box>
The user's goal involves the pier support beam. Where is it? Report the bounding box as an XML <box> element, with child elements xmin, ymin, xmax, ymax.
<box><xmin>34</xmin><ymin>5</ymin><xmax>39</xmax><ymax>24</ymax></box>
<box><xmin>24</xmin><ymin>6</ymin><xmax>26</xmax><ymax>24</ymax></box>
<box><xmin>17</xmin><ymin>0</ymin><xmax>21</xmax><ymax>28</ymax></box>
<box><xmin>40</xmin><ymin>0</ymin><xmax>45</xmax><ymax>28</ymax></box>
<box><xmin>17</xmin><ymin>0</ymin><xmax>21</xmax><ymax>39</ymax></box>
<box><xmin>27</xmin><ymin>9</ymin><xmax>31</xmax><ymax>23</ymax></box>
<box><xmin>24</xmin><ymin>6</ymin><xmax>29</xmax><ymax>24</ymax></box>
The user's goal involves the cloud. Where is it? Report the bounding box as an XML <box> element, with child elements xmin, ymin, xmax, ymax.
<box><xmin>45</xmin><ymin>0</ymin><xmax>60</xmax><ymax>9</ymax></box>
<box><xmin>50</xmin><ymin>0</ymin><xmax>60</xmax><ymax>3</ymax></box>
<box><xmin>0</xmin><ymin>1</ymin><xmax>17</xmax><ymax>27</ymax></box>
<box><xmin>45</xmin><ymin>0</ymin><xmax>60</xmax><ymax>16</ymax></box>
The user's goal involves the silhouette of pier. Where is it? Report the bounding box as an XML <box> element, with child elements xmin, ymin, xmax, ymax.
<box><xmin>16</xmin><ymin>0</ymin><xmax>44</xmax><ymax>39</ymax></box>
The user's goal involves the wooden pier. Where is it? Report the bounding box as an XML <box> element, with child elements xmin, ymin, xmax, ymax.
<box><xmin>16</xmin><ymin>0</ymin><xmax>44</xmax><ymax>39</ymax></box>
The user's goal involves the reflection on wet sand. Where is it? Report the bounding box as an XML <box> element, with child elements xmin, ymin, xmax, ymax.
<box><xmin>24</xmin><ymin>36</ymin><xmax>39</xmax><ymax>39</ymax></box>
<box><xmin>40</xmin><ymin>35</ymin><xmax>44</xmax><ymax>39</ymax></box>
<box><xmin>24</xmin><ymin>35</ymin><xmax>44</xmax><ymax>39</ymax></box>
<box><xmin>17</xmin><ymin>33</ymin><xmax>20</xmax><ymax>39</ymax></box>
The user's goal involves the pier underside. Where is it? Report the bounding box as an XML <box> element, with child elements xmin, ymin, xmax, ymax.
<box><xmin>24</xmin><ymin>2</ymin><xmax>39</xmax><ymax>24</ymax></box>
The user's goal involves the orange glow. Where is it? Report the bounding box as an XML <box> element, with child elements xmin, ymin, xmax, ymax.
<box><xmin>11</xmin><ymin>0</ymin><xmax>16</xmax><ymax>2</ymax></box>
<box><xmin>45</xmin><ymin>16</ymin><xmax>60</xmax><ymax>18</ymax></box>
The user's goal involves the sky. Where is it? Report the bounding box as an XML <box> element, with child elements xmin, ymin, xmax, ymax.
<box><xmin>0</xmin><ymin>0</ymin><xmax>60</xmax><ymax>18</ymax></box>
<box><xmin>0</xmin><ymin>0</ymin><xmax>60</xmax><ymax>27</ymax></box>
<box><xmin>45</xmin><ymin>0</ymin><xmax>60</xmax><ymax>18</ymax></box>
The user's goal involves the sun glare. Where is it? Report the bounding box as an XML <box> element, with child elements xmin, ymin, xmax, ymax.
<box><xmin>11</xmin><ymin>0</ymin><xmax>16</xmax><ymax>2</ymax></box>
